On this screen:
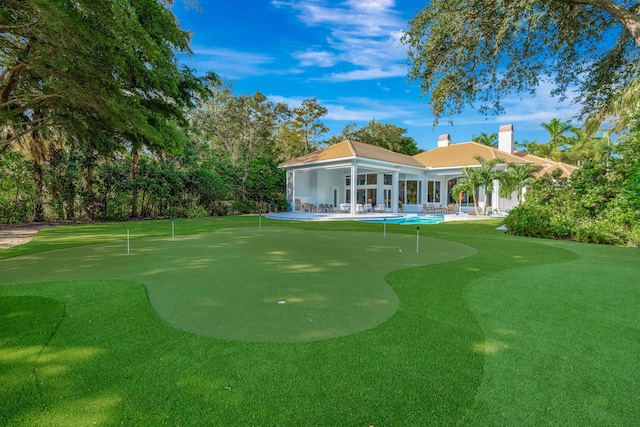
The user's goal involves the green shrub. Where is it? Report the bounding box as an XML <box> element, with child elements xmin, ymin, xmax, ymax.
<box><xmin>574</xmin><ymin>219</ymin><xmax>626</xmax><ymax>245</ymax></box>
<box><xmin>186</xmin><ymin>205</ymin><xmax>208</xmax><ymax>218</ymax></box>
<box><xmin>504</xmin><ymin>204</ymin><xmax>552</xmax><ymax>238</ymax></box>
<box><xmin>232</xmin><ymin>200</ymin><xmax>257</xmax><ymax>214</ymax></box>
<box><xmin>549</xmin><ymin>213</ymin><xmax>574</xmax><ymax>239</ymax></box>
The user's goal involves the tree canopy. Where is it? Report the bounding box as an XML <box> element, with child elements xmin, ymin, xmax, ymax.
<box><xmin>0</xmin><ymin>0</ymin><xmax>213</xmax><ymax>155</ymax></box>
<box><xmin>402</xmin><ymin>0</ymin><xmax>640</xmax><ymax>128</ymax></box>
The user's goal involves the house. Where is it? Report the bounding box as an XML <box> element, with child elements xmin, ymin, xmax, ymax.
<box><xmin>278</xmin><ymin>125</ymin><xmax>577</xmax><ymax>215</ymax></box>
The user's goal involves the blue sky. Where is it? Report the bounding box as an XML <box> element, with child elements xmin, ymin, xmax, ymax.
<box><xmin>171</xmin><ymin>0</ymin><xmax>581</xmax><ymax>151</ymax></box>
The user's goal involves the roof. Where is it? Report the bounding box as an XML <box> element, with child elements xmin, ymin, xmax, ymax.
<box><xmin>513</xmin><ymin>152</ymin><xmax>578</xmax><ymax>178</ymax></box>
<box><xmin>412</xmin><ymin>141</ymin><xmax>529</xmax><ymax>168</ymax></box>
<box><xmin>279</xmin><ymin>140</ymin><xmax>425</xmax><ymax>168</ymax></box>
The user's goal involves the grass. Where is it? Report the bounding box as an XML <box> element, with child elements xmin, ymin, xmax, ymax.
<box><xmin>1</xmin><ymin>217</ymin><xmax>639</xmax><ymax>425</ymax></box>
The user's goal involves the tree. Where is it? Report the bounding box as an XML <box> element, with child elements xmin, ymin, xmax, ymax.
<box><xmin>326</xmin><ymin>119</ymin><xmax>422</xmax><ymax>155</ymax></box>
<box><xmin>539</xmin><ymin>118</ymin><xmax>574</xmax><ymax>161</ymax></box>
<box><xmin>274</xmin><ymin>98</ymin><xmax>328</xmax><ymax>159</ymax></box>
<box><xmin>451</xmin><ymin>168</ymin><xmax>482</xmax><ymax>215</ymax></box>
<box><xmin>452</xmin><ymin>155</ymin><xmax>504</xmax><ymax>215</ymax></box>
<box><xmin>1</xmin><ymin>0</ymin><xmax>215</xmax><ymax>219</ymax></box>
<box><xmin>472</xmin><ymin>132</ymin><xmax>498</xmax><ymax>148</ymax></box>
<box><xmin>403</xmin><ymin>1</ymin><xmax>640</xmax><ymax>129</ymax></box>
<box><xmin>499</xmin><ymin>163</ymin><xmax>540</xmax><ymax>205</ymax></box>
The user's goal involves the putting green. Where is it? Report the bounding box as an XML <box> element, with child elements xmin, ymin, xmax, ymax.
<box><xmin>0</xmin><ymin>227</ymin><xmax>475</xmax><ymax>341</ymax></box>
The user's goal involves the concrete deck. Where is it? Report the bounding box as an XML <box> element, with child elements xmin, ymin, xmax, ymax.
<box><xmin>266</xmin><ymin>211</ymin><xmax>504</xmax><ymax>222</ymax></box>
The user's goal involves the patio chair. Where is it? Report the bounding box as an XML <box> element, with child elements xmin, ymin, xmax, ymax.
<box><xmin>294</xmin><ymin>199</ymin><xmax>302</xmax><ymax>211</ymax></box>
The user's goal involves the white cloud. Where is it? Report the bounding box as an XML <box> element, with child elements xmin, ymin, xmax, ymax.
<box><xmin>316</xmin><ymin>66</ymin><xmax>405</xmax><ymax>82</ymax></box>
<box><xmin>273</xmin><ymin>0</ymin><xmax>408</xmax><ymax>80</ymax></box>
<box><xmin>187</xmin><ymin>46</ymin><xmax>276</xmax><ymax>79</ymax></box>
<box><xmin>267</xmin><ymin>93</ymin><xmax>415</xmax><ymax>122</ymax></box>
<box><xmin>293</xmin><ymin>49</ymin><xmax>337</xmax><ymax>67</ymax></box>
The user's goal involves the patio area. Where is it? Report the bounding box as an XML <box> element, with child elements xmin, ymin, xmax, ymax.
<box><xmin>267</xmin><ymin>211</ymin><xmax>503</xmax><ymax>222</ymax></box>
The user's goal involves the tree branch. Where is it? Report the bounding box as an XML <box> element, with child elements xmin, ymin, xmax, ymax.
<box><xmin>559</xmin><ymin>0</ymin><xmax>640</xmax><ymax>50</ymax></box>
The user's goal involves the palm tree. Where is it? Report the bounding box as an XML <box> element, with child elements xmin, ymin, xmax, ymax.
<box><xmin>452</xmin><ymin>155</ymin><xmax>504</xmax><ymax>215</ymax></box>
<box><xmin>540</xmin><ymin>118</ymin><xmax>573</xmax><ymax>161</ymax></box>
<box><xmin>451</xmin><ymin>172</ymin><xmax>481</xmax><ymax>215</ymax></box>
<box><xmin>592</xmin><ymin>129</ymin><xmax>615</xmax><ymax>168</ymax></box>
<box><xmin>499</xmin><ymin>163</ymin><xmax>540</xmax><ymax>205</ymax></box>
<box><xmin>472</xmin><ymin>132</ymin><xmax>498</xmax><ymax>148</ymax></box>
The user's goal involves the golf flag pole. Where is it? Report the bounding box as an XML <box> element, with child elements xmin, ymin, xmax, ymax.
<box><xmin>259</xmin><ymin>214</ymin><xmax>262</xmax><ymax>228</ymax></box>
<box><xmin>127</xmin><ymin>229</ymin><xmax>130</xmax><ymax>254</ymax></box>
<box><xmin>172</xmin><ymin>218</ymin><xmax>175</xmax><ymax>239</ymax></box>
<box><xmin>416</xmin><ymin>226</ymin><xmax>420</xmax><ymax>253</ymax></box>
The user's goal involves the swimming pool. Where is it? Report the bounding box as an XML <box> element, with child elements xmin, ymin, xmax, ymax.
<box><xmin>360</xmin><ymin>215</ymin><xmax>444</xmax><ymax>225</ymax></box>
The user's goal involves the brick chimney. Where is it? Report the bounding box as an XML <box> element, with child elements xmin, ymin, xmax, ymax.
<box><xmin>437</xmin><ymin>134</ymin><xmax>451</xmax><ymax>147</ymax></box>
<box><xmin>498</xmin><ymin>124</ymin><xmax>514</xmax><ymax>154</ymax></box>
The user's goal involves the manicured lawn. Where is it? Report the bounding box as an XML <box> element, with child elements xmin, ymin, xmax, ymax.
<box><xmin>1</xmin><ymin>217</ymin><xmax>638</xmax><ymax>425</ymax></box>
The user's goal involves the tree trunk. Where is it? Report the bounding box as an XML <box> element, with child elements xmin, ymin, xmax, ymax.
<box><xmin>32</xmin><ymin>161</ymin><xmax>44</xmax><ymax>222</ymax></box>
<box><xmin>85</xmin><ymin>163</ymin><xmax>95</xmax><ymax>220</ymax></box>
<box><xmin>565</xmin><ymin>0</ymin><xmax>640</xmax><ymax>51</ymax></box>
<box><xmin>131</xmin><ymin>146</ymin><xmax>140</xmax><ymax>218</ymax></box>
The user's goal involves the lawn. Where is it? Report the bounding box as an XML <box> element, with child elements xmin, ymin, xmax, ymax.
<box><xmin>1</xmin><ymin>217</ymin><xmax>638</xmax><ymax>425</ymax></box>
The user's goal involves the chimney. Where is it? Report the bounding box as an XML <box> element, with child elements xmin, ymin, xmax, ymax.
<box><xmin>437</xmin><ymin>134</ymin><xmax>451</xmax><ymax>147</ymax></box>
<box><xmin>498</xmin><ymin>124</ymin><xmax>514</xmax><ymax>154</ymax></box>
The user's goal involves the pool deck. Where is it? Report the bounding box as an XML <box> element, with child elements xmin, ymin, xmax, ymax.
<box><xmin>267</xmin><ymin>211</ymin><xmax>505</xmax><ymax>222</ymax></box>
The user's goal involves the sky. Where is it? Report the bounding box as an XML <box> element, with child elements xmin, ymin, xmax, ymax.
<box><xmin>170</xmin><ymin>0</ymin><xmax>582</xmax><ymax>151</ymax></box>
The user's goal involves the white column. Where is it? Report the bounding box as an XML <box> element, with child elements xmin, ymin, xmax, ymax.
<box><xmin>287</xmin><ymin>171</ymin><xmax>295</xmax><ymax>211</ymax></box>
<box><xmin>377</xmin><ymin>172</ymin><xmax>383</xmax><ymax>209</ymax></box>
<box><xmin>392</xmin><ymin>172</ymin><xmax>399</xmax><ymax>213</ymax></box>
<box><xmin>350</xmin><ymin>161</ymin><xmax>358</xmax><ymax>215</ymax></box>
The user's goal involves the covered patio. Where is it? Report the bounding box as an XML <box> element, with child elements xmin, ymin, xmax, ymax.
<box><xmin>280</xmin><ymin>140</ymin><xmax>427</xmax><ymax>216</ymax></box>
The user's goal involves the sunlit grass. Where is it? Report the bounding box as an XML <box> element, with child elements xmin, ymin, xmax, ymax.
<box><xmin>1</xmin><ymin>217</ymin><xmax>639</xmax><ymax>425</ymax></box>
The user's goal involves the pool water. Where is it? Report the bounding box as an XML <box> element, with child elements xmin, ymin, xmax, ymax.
<box><xmin>360</xmin><ymin>215</ymin><xmax>444</xmax><ymax>225</ymax></box>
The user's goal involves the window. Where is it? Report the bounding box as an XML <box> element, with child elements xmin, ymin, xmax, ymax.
<box><xmin>384</xmin><ymin>174</ymin><xmax>392</xmax><ymax>185</ymax></box>
<box><xmin>447</xmin><ymin>178</ymin><xmax>475</xmax><ymax>206</ymax></box>
<box><xmin>406</xmin><ymin>180</ymin><xmax>420</xmax><ymax>204</ymax></box>
<box><xmin>427</xmin><ymin>181</ymin><xmax>440</xmax><ymax>203</ymax></box>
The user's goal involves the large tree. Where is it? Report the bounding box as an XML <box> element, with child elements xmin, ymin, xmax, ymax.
<box><xmin>1</xmin><ymin>0</ymin><xmax>215</xmax><ymax>219</ymax></box>
<box><xmin>403</xmin><ymin>1</ymin><xmax>640</xmax><ymax>128</ymax></box>
<box><xmin>274</xmin><ymin>98</ymin><xmax>328</xmax><ymax>159</ymax></box>
<box><xmin>0</xmin><ymin>0</ymin><xmax>211</xmax><ymax>155</ymax></box>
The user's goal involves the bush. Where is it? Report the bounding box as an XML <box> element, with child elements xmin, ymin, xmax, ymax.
<box><xmin>232</xmin><ymin>200</ymin><xmax>257</xmax><ymax>214</ymax></box>
<box><xmin>574</xmin><ymin>219</ymin><xmax>626</xmax><ymax>245</ymax></box>
<box><xmin>186</xmin><ymin>205</ymin><xmax>208</xmax><ymax>218</ymax></box>
<box><xmin>503</xmin><ymin>204</ymin><xmax>552</xmax><ymax>238</ymax></box>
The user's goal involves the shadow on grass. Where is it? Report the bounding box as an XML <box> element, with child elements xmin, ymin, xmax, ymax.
<box><xmin>0</xmin><ymin>219</ymin><xmax>594</xmax><ymax>425</ymax></box>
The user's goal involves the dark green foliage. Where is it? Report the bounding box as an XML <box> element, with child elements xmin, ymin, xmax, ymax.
<box><xmin>0</xmin><ymin>152</ymin><xmax>34</xmax><ymax>223</ymax></box>
<box><xmin>505</xmin><ymin>153</ymin><xmax>640</xmax><ymax>245</ymax></box>
<box><xmin>503</xmin><ymin>203</ymin><xmax>552</xmax><ymax>238</ymax></box>
<box><xmin>403</xmin><ymin>0</ymin><xmax>640</xmax><ymax>126</ymax></box>
<box><xmin>244</xmin><ymin>157</ymin><xmax>286</xmax><ymax>204</ymax></box>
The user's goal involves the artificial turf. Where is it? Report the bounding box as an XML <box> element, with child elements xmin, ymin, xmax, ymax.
<box><xmin>1</xmin><ymin>217</ymin><xmax>638</xmax><ymax>425</ymax></box>
<box><xmin>0</xmin><ymin>227</ymin><xmax>475</xmax><ymax>341</ymax></box>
